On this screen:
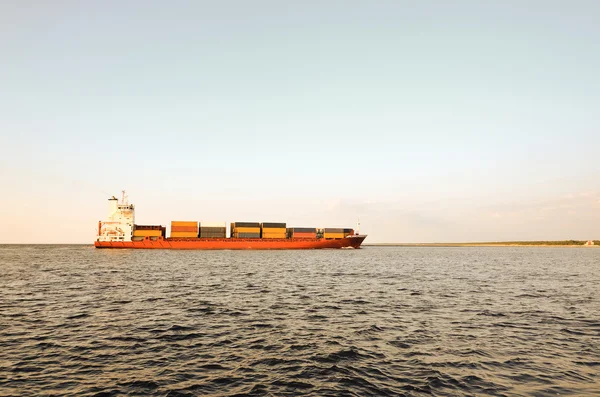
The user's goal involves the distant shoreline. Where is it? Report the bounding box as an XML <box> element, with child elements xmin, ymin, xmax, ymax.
<box><xmin>365</xmin><ymin>241</ymin><xmax>599</xmax><ymax>247</ymax></box>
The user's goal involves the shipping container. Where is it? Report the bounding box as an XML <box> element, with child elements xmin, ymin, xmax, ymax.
<box><xmin>133</xmin><ymin>229</ymin><xmax>162</xmax><ymax>237</ymax></box>
<box><xmin>323</xmin><ymin>232</ymin><xmax>345</xmax><ymax>239</ymax></box>
<box><xmin>134</xmin><ymin>225</ymin><xmax>164</xmax><ymax>230</ymax></box>
<box><xmin>262</xmin><ymin>233</ymin><xmax>287</xmax><ymax>239</ymax></box>
<box><xmin>291</xmin><ymin>232</ymin><xmax>317</xmax><ymax>238</ymax></box>
<box><xmin>200</xmin><ymin>232</ymin><xmax>226</xmax><ymax>238</ymax></box>
<box><xmin>323</xmin><ymin>228</ymin><xmax>344</xmax><ymax>233</ymax></box>
<box><xmin>232</xmin><ymin>222</ymin><xmax>261</xmax><ymax>228</ymax></box>
<box><xmin>200</xmin><ymin>226</ymin><xmax>226</xmax><ymax>232</ymax></box>
<box><xmin>289</xmin><ymin>227</ymin><xmax>318</xmax><ymax>233</ymax></box>
<box><xmin>261</xmin><ymin>228</ymin><xmax>286</xmax><ymax>236</ymax></box>
<box><xmin>234</xmin><ymin>227</ymin><xmax>261</xmax><ymax>233</ymax></box>
<box><xmin>133</xmin><ymin>225</ymin><xmax>165</xmax><ymax>237</ymax></box>
<box><xmin>171</xmin><ymin>226</ymin><xmax>198</xmax><ymax>232</ymax></box>
<box><xmin>261</xmin><ymin>222</ymin><xmax>286</xmax><ymax>228</ymax></box>
<box><xmin>233</xmin><ymin>232</ymin><xmax>261</xmax><ymax>239</ymax></box>
<box><xmin>170</xmin><ymin>231</ymin><xmax>198</xmax><ymax>238</ymax></box>
<box><xmin>171</xmin><ymin>221</ymin><xmax>198</xmax><ymax>227</ymax></box>
<box><xmin>200</xmin><ymin>226</ymin><xmax>226</xmax><ymax>238</ymax></box>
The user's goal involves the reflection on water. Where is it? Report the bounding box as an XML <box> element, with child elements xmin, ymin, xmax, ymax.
<box><xmin>0</xmin><ymin>245</ymin><xmax>598</xmax><ymax>396</ymax></box>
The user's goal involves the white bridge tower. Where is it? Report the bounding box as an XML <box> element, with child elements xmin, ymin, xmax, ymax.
<box><xmin>96</xmin><ymin>191</ymin><xmax>135</xmax><ymax>242</ymax></box>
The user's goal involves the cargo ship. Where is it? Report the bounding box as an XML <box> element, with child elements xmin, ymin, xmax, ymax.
<box><xmin>94</xmin><ymin>193</ymin><xmax>367</xmax><ymax>250</ymax></box>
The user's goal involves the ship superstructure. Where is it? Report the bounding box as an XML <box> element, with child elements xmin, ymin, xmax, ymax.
<box><xmin>96</xmin><ymin>192</ymin><xmax>135</xmax><ymax>242</ymax></box>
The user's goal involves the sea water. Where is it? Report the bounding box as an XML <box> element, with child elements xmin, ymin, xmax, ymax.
<box><xmin>0</xmin><ymin>245</ymin><xmax>598</xmax><ymax>396</ymax></box>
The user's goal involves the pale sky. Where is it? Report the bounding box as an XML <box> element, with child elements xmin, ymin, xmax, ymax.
<box><xmin>1</xmin><ymin>1</ymin><xmax>598</xmax><ymax>243</ymax></box>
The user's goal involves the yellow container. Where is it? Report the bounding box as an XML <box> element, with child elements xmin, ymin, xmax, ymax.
<box><xmin>323</xmin><ymin>233</ymin><xmax>345</xmax><ymax>239</ymax></box>
<box><xmin>133</xmin><ymin>229</ymin><xmax>162</xmax><ymax>237</ymax></box>
<box><xmin>234</xmin><ymin>227</ymin><xmax>261</xmax><ymax>233</ymax></box>
<box><xmin>261</xmin><ymin>227</ymin><xmax>286</xmax><ymax>234</ymax></box>
<box><xmin>262</xmin><ymin>234</ymin><xmax>286</xmax><ymax>239</ymax></box>
<box><xmin>171</xmin><ymin>221</ymin><xmax>198</xmax><ymax>227</ymax></box>
<box><xmin>170</xmin><ymin>231</ymin><xmax>198</xmax><ymax>238</ymax></box>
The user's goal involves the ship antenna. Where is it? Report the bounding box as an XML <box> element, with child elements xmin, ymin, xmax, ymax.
<box><xmin>356</xmin><ymin>217</ymin><xmax>360</xmax><ymax>235</ymax></box>
<box><xmin>121</xmin><ymin>190</ymin><xmax>128</xmax><ymax>205</ymax></box>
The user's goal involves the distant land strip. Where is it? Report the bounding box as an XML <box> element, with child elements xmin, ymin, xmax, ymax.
<box><xmin>365</xmin><ymin>240</ymin><xmax>600</xmax><ymax>247</ymax></box>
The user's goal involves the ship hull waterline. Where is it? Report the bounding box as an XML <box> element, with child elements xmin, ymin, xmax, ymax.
<box><xmin>94</xmin><ymin>235</ymin><xmax>367</xmax><ymax>250</ymax></box>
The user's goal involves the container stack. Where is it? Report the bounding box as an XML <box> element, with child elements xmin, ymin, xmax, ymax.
<box><xmin>133</xmin><ymin>225</ymin><xmax>166</xmax><ymax>240</ymax></box>
<box><xmin>261</xmin><ymin>222</ymin><xmax>286</xmax><ymax>239</ymax></box>
<box><xmin>344</xmin><ymin>228</ymin><xmax>355</xmax><ymax>236</ymax></box>
<box><xmin>199</xmin><ymin>222</ymin><xmax>227</xmax><ymax>238</ymax></box>
<box><xmin>231</xmin><ymin>222</ymin><xmax>261</xmax><ymax>238</ymax></box>
<box><xmin>170</xmin><ymin>221</ymin><xmax>198</xmax><ymax>238</ymax></box>
<box><xmin>323</xmin><ymin>228</ymin><xmax>346</xmax><ymax>239</ymax></box>
<box><xmin>288</xmin><ymin>227</ymin><xmax>317</xmax><ymax>238</ymax></box>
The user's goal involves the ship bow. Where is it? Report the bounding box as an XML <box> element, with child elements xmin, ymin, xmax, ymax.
<box><xmin>348</xmin><ymin>235</ymin><xmax>367</xmax><ymax>248</ymax></box>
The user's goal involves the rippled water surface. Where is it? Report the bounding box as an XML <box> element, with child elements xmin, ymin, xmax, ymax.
<box><xmin>1</xmin><ymin>245</ymin><xmax>599</xmax><ymax>396</ymax></box>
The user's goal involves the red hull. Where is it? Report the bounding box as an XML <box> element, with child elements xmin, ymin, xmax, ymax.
<box><xmin>94</xmin><ymin>235</ymin><xmax>367</xmax><ymax>250</ymax></box>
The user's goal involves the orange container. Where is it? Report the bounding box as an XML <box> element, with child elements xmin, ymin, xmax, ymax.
<box><xmin>234</xmin><ymin>227</ymin><xmax>261</xmax><ymax>233</ymax></box>
<box><xmin>261</xmin><ymin>227</ymin><xmax>286</xmax><ymax>234</ymax></box>
<box><xmin>171</xmin><ymin>221</ymin><xmax>198</xmax><ymax>227</ymax></box>
<box><xmin>133</xmin><ymin>229</ymin><xmax>162</xmax><ymax>237</ymax></box>
<box><xmin>171</xmin><ymin>226</ymin><xmax>197</xmax><ymax>232</ymax></box>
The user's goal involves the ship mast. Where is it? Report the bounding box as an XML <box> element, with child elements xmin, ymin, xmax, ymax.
<box><xmin>121</xmin><ymin>190</ymin><xmax>129</xmax><ymax>205</ymax></box>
